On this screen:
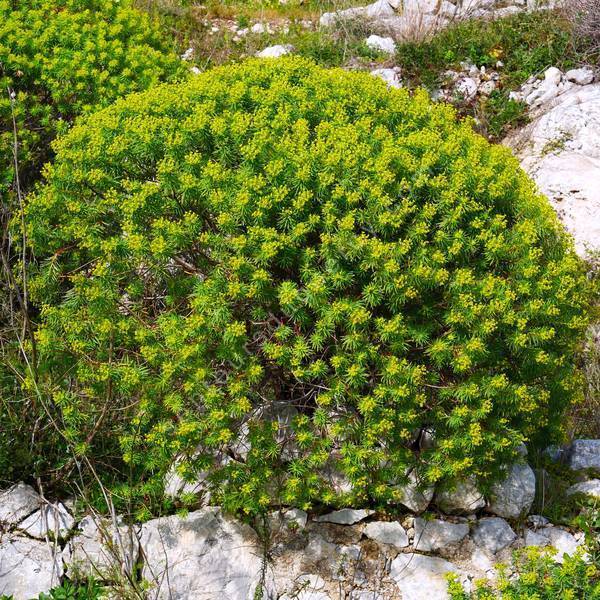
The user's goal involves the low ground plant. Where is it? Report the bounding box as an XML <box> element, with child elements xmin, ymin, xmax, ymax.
<box><xmin>395</xmin><ymin>9</ymin><xmax>594</xmax><ymax>139</ymax></box>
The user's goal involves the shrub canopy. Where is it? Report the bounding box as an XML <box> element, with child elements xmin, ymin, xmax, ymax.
<box><xmin>26</xmin><ymin>58</ymin><xmax>590</xmax><ymax>513</ymax></box>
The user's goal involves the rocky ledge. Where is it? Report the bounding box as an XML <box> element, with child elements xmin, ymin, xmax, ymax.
<box><xmin>1</xmin><ymin>438</ymin><xmax>598</xmax><ymax>599</ymax></box>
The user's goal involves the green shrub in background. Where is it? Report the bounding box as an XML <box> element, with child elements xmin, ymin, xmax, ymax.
<box><xmin>25</xmin><ymin>58</ymin><xmax>590</xmax><ymax>515</ymax></box>
<box><xmin>0</xmin><ymin>0</ymin><xmax>184</xmax><ymax>487</ymax></box>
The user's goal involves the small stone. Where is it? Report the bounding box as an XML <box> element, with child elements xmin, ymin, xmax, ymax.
<box><xmin>567</xmin><ymin>479</ymin><xmax>600</xmax><ymax>499</ymax></box>
<box><xmin>479</xmin><ymin>80</ymin><xmax>497</xmax><ymax>95</ymax></box>
<box><xmin>269</xmin><ymin>507</ymin><xmax>308</xmax><ymax>534</ymax></box>
<box><xmin>413</xmin><ymin>518</ymin><xmax>469</xmax><ymax>552</ymax></box>
<box><xmin>251</xmin><ymin>23</ymin><xmax>269</xmax><ymax>34</ymax></box>
<box><xmin>544</xmin><ymin>527</ymin><xmax>582</xmax><ymax>563</ymax></box>
<box><xmin>256</xmin><ymin>44</ymin><xmax>294</xmax><ymax>58</ymax></box>
<box><xmin>565</xmin><ymin>67</ymin><xmax>594</xmax><ymax>86</ymax></box>
<box><xmin>315</xmin><ymin>508</ymin><xmax>373</xmax><ymax>525</ymax></box>
<box><xmin>487</xmin><ymin>463</ymin><xmax>536</xmax><ymax>519</ymax></box>
<box><xmin>363</xmin><ymin>521</ymin><xmax>409</xmax><ymax>548</ymax></box>
<box><xmin>544</xmin><ymin>67</ymin><xmax>563</xmax><ymax>86</ymax></box>
<box><xmin>527</xmin><ymin>514</ymin><xmax>549</xmax><ymax>528</ymax></box>
<box><xmin>524</xmin><ymin>528</ymin><xmax>550</xmax><ymax>547</ymax></box>
<box><xmin>284</xmin><ymin>508</ymin><xmax>309</xmax><ymax>528</ymax></box>
<box><xmin>456</xmin><ymin>77</ymin><xmax>478</xmax><ymax>100</ymax></box>
<box><xmin>370</xmin><ymin>68</ymin><xmax>402</xmax><ymax>88</ymax></box>
<box><xmin>394</xmin><ymin>470</ymin><xmax>434</xmax><ymax>514</ymax></box>
<box><xmin>472</xmin><ymin>517</ymin><xmax>517</xmax><ymax>554</ymax></box>
<box><xmin>18</xmin><ymin>502</ymin><xmax>74</xmax><ymax>540</ymax></box>
<box><xmin>567</xmin><ymin>440</ymin><xmax>600</xmax><ymax>472</ymax></box>
<box><xmin>391</xmin><ymin>553</ymin><xmax>458</xmax><ymax>600</ymax></box>
<box><xmin>435</xmin><ymin>477</ymin><xmax>485</xmax><ymax>514</ymax></box>
<box><xmin>366</xmin><ymin>35</ymin><xmax>397</xmax><ymax>55</ymax></box>
<box><xmin>0</xmin><ymin>483</ymin><xmax>42</xmax><ymax>525</ymax></box>
<box><xmin>180</xmin><ymin>47</ymin><xmax>194</xmax><ymax>61</ymax></box>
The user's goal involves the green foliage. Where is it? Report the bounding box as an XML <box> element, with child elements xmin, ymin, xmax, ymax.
<box><xmin>0</xmin><ymin>577</ymin><xmax>103</xmax><ymax>600</ymax></box>
<box><xmin>38</xmin><ymin>578</ymin><xmax>103</xmax><ymax>600</ymax></box>
<box><xmin>395</xmin><ymin>10</ymin><xmax>588</xmax><ymax>139</ymax></box>
<box><xmin>448</xmin><ymin>547</ymin><xmax>600</xmax><ymax>599</ymax></box>
<box><xmin>0</xmin><ymin>0</ymin><xmax>184</xmax><ymax>487</ymax></box>
<box><xmin>26</xmin><ymin>58</ymin><xmax>591</xmax><ymax>515</ymax></box>
<box><xmin>0</xmin><ymin>0</ymin><xmax>184</xmax><ymax>195</ymax></box>
<box><xmin>397</xmin><ymin>11</ymin><xmax>576</xmax><ymax>91</ymax></box>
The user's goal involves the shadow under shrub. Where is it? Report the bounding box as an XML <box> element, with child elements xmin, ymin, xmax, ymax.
<box><xmin>25</xmin><ymin>58</ymin><xmax>591</xmax><ymax>515</ymax></box>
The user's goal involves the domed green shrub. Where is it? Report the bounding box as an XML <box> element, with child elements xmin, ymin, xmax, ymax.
<box><xmin>0</xmin><ymin>0</ymin><xmax>184</xmax><ymax>195</ymax></box>
<box><xmin>26</xmin><ymin>58</ymin><xmax>590</xmax><ymax>514</ymax></box>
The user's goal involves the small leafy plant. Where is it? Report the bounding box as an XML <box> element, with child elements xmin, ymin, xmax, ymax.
<box><xmin>448</xmin><ymin>547</ymin><xmax>600</xmax><ymax>599</ymax></box>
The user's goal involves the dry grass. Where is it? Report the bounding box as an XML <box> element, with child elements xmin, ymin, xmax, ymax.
<box><xmin>566</xmin><ymin>0</ymin><xmax>600</xmax><ymax>58</ymax></box>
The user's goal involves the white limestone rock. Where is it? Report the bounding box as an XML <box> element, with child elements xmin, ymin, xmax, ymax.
<box><xmin>435</xmin><ymin>477</ymin><xmax>485</xmax><ymax>514</ymax></box>
<box><xmin>366</xmin><ymin>34</ymin><xmax>396</xmax><ymax>54</ymax></box>
<box><xmin>314</xmin><ymin>508</ymin><xmax>373</xmax><ymax>525</ymax></box>
<box><xmin>394</xmin><ymin>470</ymin><xmax>434</xmax><ymax>514</ymax></box>
<box><xmin>268</xmin><ymin>508</ymin><xmax>309</xmax><ymax>537</ymax></box>
<box><xmin>472</xmin><ymin>517</ymin><xmax>517</xmax><ymax>554</ymax></box>
<box><xmin>391</xmin><ymin>553</ymin><xmax>458</xmax><ymax>600</ymax></box>
<box><xmin>456</xmin><ymin>77</ymin><xmax>479</xmax><ymax>100</ymax></box>
<box><xmin>363</xmin><ymin>521</ymin><xmax>408</xmax><ymax>548</ymax></box>
<box><xmin>503</xmin><ymin>84</ymin><xmax>600</xmax><ymax>257</ymax></box>
<box><xmin>320</xmin><ymin>0</ymin><xmax>396</xmax><ymax>27</ymax></box>
<box><xmin>487</xmin><ymin>464</ymin><xmax>536</xmax><ymax>519</ymax></box>
<box><xmin>565</xmin><ymin>67</ymin><xmax>595</xmax><ymax>86</ymax></box>
<box><xmin>0</xmin><ymin>537</ymin><xmax>64</xmax><ymax>599</ymax></box>
<box><xmin>479</xmin><ymin>80</ymin><xmax>497</xmax><ymax>95</ymax></box>
<box><xmin>256</xmin><ymin>44</ymin><xmax>294</xmax><ymax>58</ymax></box>
<box><xmin>18</xmin><ymin>503</ymin><xmax>74</xmax><ymax>540</ymax></box>
<box><xmin>370</xmin><ymin>67</ymin><xmax>402</xmax><ymax>88</ymax></box>
<box><xmin>67</xmin><ymin>515</ymin><xmax>140</xmax><ymax>578</ymax></box>
<box><xmin>524</xmin><ymin>528</ymin><xmax>550</xmax><ymax>547</ymax></box>
<box><xmin>0</xmin><ymin>483</ymin><xmax>42</xmax><ymax>526</ymax></box>
<box><xmin>567</xmin><ymin>439</ymin><xmax>600</xmax><ymax>472</ymax></box>
<box><xmin>140</xmin><ymin>507</ymin><xmax>272</xmax><ymax>600</ymax></box>
<box><xmin>413</xmin><ymin>518</ymin><xmax>469</xmax><ymax>552</ymax></box>
<box><xmin>525</xmin><ymin>67</ymin><xmax>562</xmax><ymax>107</ymax></box>
<box><xmin>544</xmin><ymin>527</ymin><xmax>583</xmax><ymax>563</ymax></box>
<box><xmin>567</xmin><ymin>479</ymin><xmax>600</xmax><ymax>499</ymax></box>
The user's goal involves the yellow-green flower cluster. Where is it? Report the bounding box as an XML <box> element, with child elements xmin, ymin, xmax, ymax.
<box><xmin>26</xmin><ymin>58</ymin><xmax>591</xmax><ymax>514</ymax></box>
